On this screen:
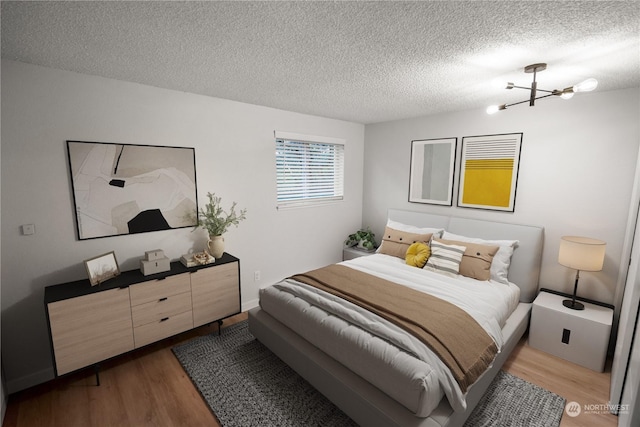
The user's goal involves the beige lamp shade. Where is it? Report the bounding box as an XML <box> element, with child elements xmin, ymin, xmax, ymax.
<box><xmin>558</xmin><ymin>236</ymin><xmax>606</xmax><ymax>272</ymax></box>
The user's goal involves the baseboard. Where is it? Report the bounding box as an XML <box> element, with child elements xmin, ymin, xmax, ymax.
<box><xmin>242</xmin><ymin>298</ymin><xmax>259</xmax><ymax>313</ymax></box>
<box><xmin>6</xmin><ymin>367</ymin><xmax>54</xmax><ymax>394</ymax></box>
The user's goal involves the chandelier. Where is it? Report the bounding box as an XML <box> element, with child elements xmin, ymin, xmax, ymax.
<box><xmin>487</xmin><ymin>63</ymin><xmax>598</xmax><ymax>114</ymax></box>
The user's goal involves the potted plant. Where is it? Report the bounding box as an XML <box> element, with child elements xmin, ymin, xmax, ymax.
<box><xmin>194</xmin><ymin>192</ymin><xmax>247</xmax><ymax>258</ymax></box>
<box><xmin>345</xmin><ymin>227</ymin><xmax>377</xmax><ymax>251</ymax></box>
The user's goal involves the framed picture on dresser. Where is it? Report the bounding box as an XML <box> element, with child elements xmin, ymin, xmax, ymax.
<box><xmin>84</xmin><ymin>251</ymin><xmax>120</xmax><ymax>286</ymax></box>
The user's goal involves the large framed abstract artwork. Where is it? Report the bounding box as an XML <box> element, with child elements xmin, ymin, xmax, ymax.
<box><xmin>409</xmin><ymin>137</ymin><xmax>457</xmax><ymax>206</ymax></box>
<box><xmin>457</xmin><ymin>133</ymin><xmax>522</xmax><ymax>212</ymax></box>
<box><xmin>67</xmin><ymin>140</ymin><xmax>198</xmax><ymax>240</ymax></box>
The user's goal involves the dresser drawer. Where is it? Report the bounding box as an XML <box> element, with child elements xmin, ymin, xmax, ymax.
<box><xmin>131</xmin><ymin>291</ymin><xmax>192</xmax><ymax>328</ymax></box>
<box><xmin>133</xmin><ymin>310</ymin><xmax>194</xmax><ymax>348</ymax></box>
<box><xmin>130</xmin><ymin>273</ymin><xmax>191</xmax><ymax>306</ymax></box>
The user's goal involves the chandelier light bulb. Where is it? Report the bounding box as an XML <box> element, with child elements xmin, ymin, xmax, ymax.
<box><xmin>560</xmin><ymin>91</ymin><xmax>575</xmax><ymax>100</ymax></box>
<box><xmin>486</xmin><ymin>104</ymin><xmax>506</xmax><ymax>114</ymax></box>
<box><xmin>573</xmin><ymin>78</ymin><xmax>598</xmax><ymax>93</ymax></box>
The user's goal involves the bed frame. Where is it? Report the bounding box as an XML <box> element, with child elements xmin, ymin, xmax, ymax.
<box><xmin>249</xmin><ymin>209</ymin><xmax>544</xmax><ymax>427</ymax></box>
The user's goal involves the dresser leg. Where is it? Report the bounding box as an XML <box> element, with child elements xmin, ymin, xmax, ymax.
<box><xmin>217</xmin><ymin>319</ymin><xmax>223</xmax><ymax>335</ymax></box>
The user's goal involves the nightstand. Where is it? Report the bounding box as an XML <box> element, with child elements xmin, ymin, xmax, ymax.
<box><xmin>529</xmin><ymin>290</ymin><xmax>613</xmax><ymax>372</ymax></box>
<box><xmin>342</xmin><ymin>246</ymin><xmax>375</xmax><ymax>261</ymax></box>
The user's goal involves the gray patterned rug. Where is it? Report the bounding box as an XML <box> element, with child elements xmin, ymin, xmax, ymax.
<box><xmin>172</xmin><ymin>320</ymin><xmax>565</xmax><ymax>427</ymax></box>
<box><xmin>464</xmin><ymin>370</ymin><xmax>565</xmax><ymax>427</ymax></box>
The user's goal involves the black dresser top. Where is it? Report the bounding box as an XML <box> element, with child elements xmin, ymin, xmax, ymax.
<box><xmin>45</xmin><ymin>252</ymin><xmax>239</xmax><ymax>304</ymax></box>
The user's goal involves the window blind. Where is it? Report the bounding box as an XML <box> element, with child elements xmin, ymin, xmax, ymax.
<box><xmin>275</xmin><ymin>133</ymin><xmax>344</xmax><ymax>209</ymax></box>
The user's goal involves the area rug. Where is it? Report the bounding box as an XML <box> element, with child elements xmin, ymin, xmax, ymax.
<box><xmin>464</xmin><ymin>370</ymin><xmax>565</xmax><ymax>427</ymax></box>
<box><xmin>173</xmin><ymin>320</ymin><xmax>565</xmax><ymax>427</ymax></box>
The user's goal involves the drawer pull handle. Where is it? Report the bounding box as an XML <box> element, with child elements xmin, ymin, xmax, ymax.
<box><xmin>158</xmin><ymin>297</ymin><xmax>168</xmax><ymax>302</ymax></box>
<box><xmin>160</xmin><ymin>317</ymin><xmax>169</xmax><ymax>322</ymax></box>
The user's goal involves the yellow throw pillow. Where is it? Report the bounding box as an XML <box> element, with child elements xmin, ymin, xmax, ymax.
<box><xmin>405</xmin><ymin>242</ymin><xmax>431</xmax><ymax>268</ymax></box>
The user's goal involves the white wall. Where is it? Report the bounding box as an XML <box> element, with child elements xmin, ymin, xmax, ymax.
<box><xmin>0</xmin><ymin>60</ymin><xmax>365</xmax><ymax>393</ymax></box>
<box><xmin>363</xmin><ymin>88</ymin><xmax>640</xmax><ymax>308</ymax></box>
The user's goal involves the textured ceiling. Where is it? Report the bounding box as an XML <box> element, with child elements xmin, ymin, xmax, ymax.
<box><xmin>2</xmin><ymin>1</ymin><xmax>639</xmax><ymax>124</ymax></box>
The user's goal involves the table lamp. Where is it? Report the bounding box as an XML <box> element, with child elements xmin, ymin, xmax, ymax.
<box><xmin>558</xmin><ymin>236</ymin><xmax>606</xmax><ymax>310</ymax></box>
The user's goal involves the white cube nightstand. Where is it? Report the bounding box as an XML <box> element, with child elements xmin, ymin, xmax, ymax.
<box><xmin>529</xmin><ymin>290</ymin><xmax>613</xmax><ymax>372</ymax></box>
<box><xmin>342</xmin><ymin>246</ymin><xmax>375</xmax><ymax>261</ymax></box>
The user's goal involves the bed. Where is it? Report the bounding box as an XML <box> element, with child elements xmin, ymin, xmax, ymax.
<box><xmin>249</xmin><ymin>209</ymin><xmax>543</xmax><ymax>427</ymax></box>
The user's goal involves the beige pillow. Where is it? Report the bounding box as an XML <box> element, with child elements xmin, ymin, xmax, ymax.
<box><xmin>378</xmin><ymin>226</ymin><xmax>433</xmax><ymax>259</ymax></box>
<box><xmin>435</xmin><ymin>238</ymin><xmax>499</xmax><ymax>281</ymax></box>
<box><xmin>442</xmin><ymin>231</ymin><xmax>518</xmax><ymax>284</ymax></box>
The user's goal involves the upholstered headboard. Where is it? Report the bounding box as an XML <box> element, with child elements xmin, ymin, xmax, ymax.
<box><xmin>387</xmin><ymin>209</ymin><xmax>544</xmax><ymax>303</ymax></box>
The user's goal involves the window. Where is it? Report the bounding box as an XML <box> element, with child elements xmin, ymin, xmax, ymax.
<box><xmin>275</xmin><ymin>131</ymin><xmax>345</xmax><ymax>209</ymax></box>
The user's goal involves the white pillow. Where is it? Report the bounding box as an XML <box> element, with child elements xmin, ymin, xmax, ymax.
<box><xmin>386</xmin><ymin>219</ymin><xmax>444</xmax><ymax>238</ymax></box>
<box><xmin>441</xmin><ymin>231</ymin><xmax>518</xmax><ymax>284</ymax></box>
<box><xmin>425</xmin><ymin>239</ymin><xmax>466</xmax><ymax>277</ymax></box>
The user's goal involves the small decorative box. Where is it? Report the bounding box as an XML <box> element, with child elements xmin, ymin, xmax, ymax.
<box><xmin>140</xmin><ymin>257</ymin><xmax>171</xmax><ymax>276</ymax></box>
<box><xmin>140</xmin><ymin>249</ymin><xmax>170</xmax><ymax>276</ymax></box>
<box><xmin>144</xmin><ymin>249</ymin><xmax>165</xmax><ymax>261</ymax></box>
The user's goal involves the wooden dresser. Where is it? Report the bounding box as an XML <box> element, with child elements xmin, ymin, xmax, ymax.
<box><xmin>45</xmin><ymin>253</ymin><xmax>240</xmax><ymax>378</ymax></box>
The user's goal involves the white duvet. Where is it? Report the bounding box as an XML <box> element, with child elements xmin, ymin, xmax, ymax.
<box><xmin>259</xmin><ymin>253</ymin><xmax>520</xmax><ymax>415</ymax></box>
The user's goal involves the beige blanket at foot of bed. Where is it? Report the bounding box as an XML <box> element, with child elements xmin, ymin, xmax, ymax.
<box><xmin>291</xmin><ymin>264</ymin><xmax>497</xmax><ymax>392</ymax></box>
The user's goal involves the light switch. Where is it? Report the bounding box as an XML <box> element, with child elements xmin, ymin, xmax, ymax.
<box><xmin>21</xmin><ymin>224</ymin><xmax>35</xmax><ymax>235</ymax></box>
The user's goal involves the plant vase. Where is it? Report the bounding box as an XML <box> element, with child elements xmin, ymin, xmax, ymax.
<box><xmin>357</xmin><ymin>241</ymin><xmax>369</xmax><ymax>251</ymax></box>
<box><xmin>207</xmin><ymin>235</ymin><xmax>225</xmax><ymax>259</ymax></box>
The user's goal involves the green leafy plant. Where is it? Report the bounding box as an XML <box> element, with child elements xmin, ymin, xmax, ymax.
<box><xmin>194</xmin><ymin>192</ymin><xmax>247</xmax><ymax>236</ymax></box>
<box><xmin>345</xmin><ymin>227</ymin><xmax>377</xmax><ymax>251</ymax></box>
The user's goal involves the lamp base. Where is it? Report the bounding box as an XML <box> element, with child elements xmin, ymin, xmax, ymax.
<box><xmin>563</xmin><ymin>299</ymin><xmax>585</xmax><ymax>310</ymax></box>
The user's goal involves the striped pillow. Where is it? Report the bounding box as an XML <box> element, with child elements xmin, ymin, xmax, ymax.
<box><xmin>425</xmin><ymin>240</ymin><xmax>466</xmax><ymax>277</ymax></box>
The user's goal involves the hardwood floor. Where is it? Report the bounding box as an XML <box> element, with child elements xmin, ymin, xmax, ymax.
<box><xmin>2</xmin><ymin>315</ymin><xmax>247</xmax><ymax>427</ymax></box>
<box><xmin>503</xmin><ymin>336</ymin><xmax>618</xmax><ymax>427</ymax></box>
<box><xmin>4</xmin><ymin>312</ymin><xmax>618</xmax><ymax>427</ymax></box>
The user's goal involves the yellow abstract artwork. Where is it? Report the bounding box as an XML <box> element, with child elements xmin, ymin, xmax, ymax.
<box><xmin>458</xmin><ymin>133</ymin><xmax>522</xmax><ymax>211</ymax></box>
<box><xmin>462</xmin><ymin>159</ymin><xmax>514</xmax><ymax>207</ymax></box>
